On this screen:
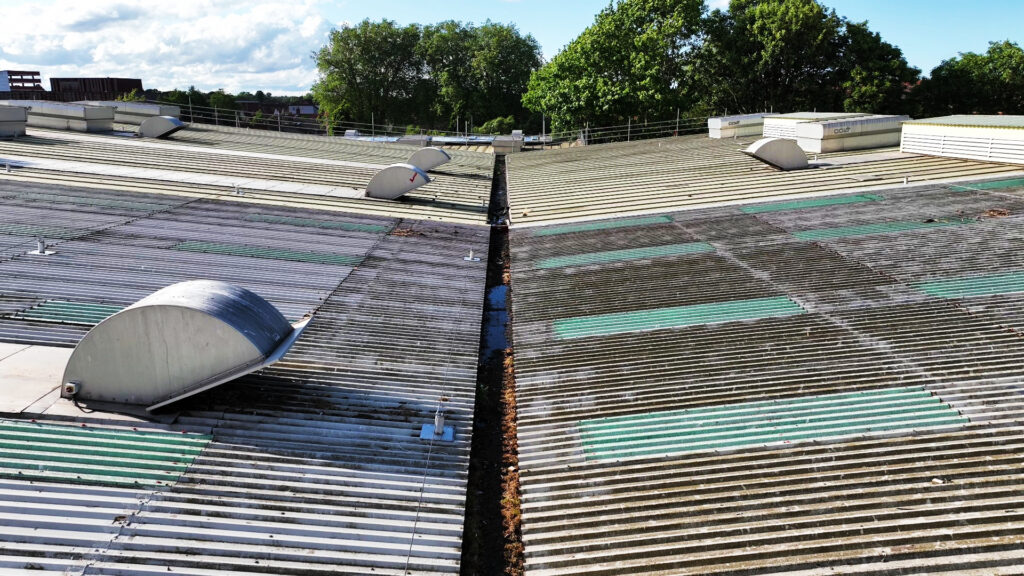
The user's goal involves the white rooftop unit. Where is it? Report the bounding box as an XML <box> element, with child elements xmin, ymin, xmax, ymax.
<box><xmin>708</xmin><ymin>113</ymin><xmax>776</xmax><ymax>139</ymax></box>
<box><xmin>0</xmin><ymin>104</ymin><xmax>28</xmax><ymax>137</ymax></box>
<box><xmin>493</xmin><ymin>134</ymin><xmax>523</xmax><ymax>155</ymax></box>
<box><xmin>62</xmin><ymin>280</ymin><xmax>308</xmax><ymax>411</ymax></box>
<box><xmin>762</xmin><ymin>112</ymin><xmax>870</xmax><ymax>140</ymax></box>
<box><xmin>743</xmin><ymin>137</ymin><xmax>809</xmax><ymax>171</ymax></box>
<box><xmin>75</xmin><ymin>100</ymin><xmax>181</xmax><ymax>125</ymax></box>
<box><xmin>795</xmin><ymin>114</ymin><xmax>909</xmax><ymax>153</ymax></box>
<box><xmin>901</xmin><ymin>115</ymin><xmax>1024</xmax><ymax>165</ymax></box>
<box><xmin>0</xmin><ymin>100</ymin><xmax>114</xmax><ymax>132</ymax></box>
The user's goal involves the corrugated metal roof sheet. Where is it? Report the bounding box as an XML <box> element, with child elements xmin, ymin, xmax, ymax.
<box><xmin>0</xmin><ymin>179</ymin><xmax>488</xmax><ymax>574</ymax></box>
<box><xmin>509</xmin><ymin>180</ymin><xmax>1024</xmax><ymax>575</ymax></box>
<box><xmin>504</xmin><ymin>135</ymin><xmax>1024</xmax><ymax>226</ymax></box>
<box><xmin>0</xmin><ymin>126</ymin><xmax>494</xmax><ymax>224</ymax></box>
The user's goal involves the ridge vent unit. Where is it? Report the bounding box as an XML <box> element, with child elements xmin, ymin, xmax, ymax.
<box><xmin>796</xmin><ymin>114</ymin><xmax>909</xmax><ymax>153</ymax></box>
<box><xmin>0</xmin><ymin>100</ymin><xmax>114</xmax><ymax>132</ymax></box>
<box><xmin>75</xmin><ymin>101</ymin><xmax>181</xmax><ymax>125</ymax></box>
<box><xmin>708</xmin><ymin>113</ymin><xmax>776</xmax><ymax>139</ymax></box>
<box><xmin>763</xmin><ymin>112</ymin><xmax>870</xmax><ymax>140</ymax></box>
<box><xmin>900</xmin><ymin>115</ymin><xmax>1024</xmax><ymax>165</ymax></box>
<box><xmin>0</xmin><ymin>104</ymin><xmax>28</xmax><ymax>137</ymax></box>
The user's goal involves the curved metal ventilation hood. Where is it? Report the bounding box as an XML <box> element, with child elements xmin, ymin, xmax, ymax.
<box><xmin>62</xmin><ymin>280</ymin><xmax>309</xmax><ymax>411</ymax></box>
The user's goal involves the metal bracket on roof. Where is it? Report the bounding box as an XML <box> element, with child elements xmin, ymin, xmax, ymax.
<box><xmin>420</xmin><ymin>409</ymin><xmax>455</xmax><ymax>442</ymax></box>
<box><xmin>27</xmin><ymin>237</ymin><xmax>55</xmax><ymax>256</ymax></box>
<box><xmin>463</xmin><ymin>249</ymin><xmax>481</xmax><ymax>262</ymax></box>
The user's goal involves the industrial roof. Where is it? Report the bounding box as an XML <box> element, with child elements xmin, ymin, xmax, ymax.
<box><xmin>0</xmin><ymin>125</ymin><xmax>494</xmax><ymax>224</ymax></box>
<box><xmin>508</xmin><ymin>177</ymin><xmax>1024</xmax><ymax>575</ymax></box>
<box><xmin>0</xmin><ymin>177</ymin><xmax>488</xmax><ymax>574</ymax></box>
<box><xmin>906</xmin><ymin>114</ymin><xmax>1024</xmax><ymax>129</ymax></box>
<box><xmin>504</xmin><ymin>135</ymin><xmax>1023</xmax><ymax>226</ymax></box>
<box><xmin>5</xmin><ymin>113</ymin><xmax>1024</xmax><ymax>576</ymax></box>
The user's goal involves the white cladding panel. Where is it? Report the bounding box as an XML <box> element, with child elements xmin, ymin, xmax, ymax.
<box><xmin>901</xmin><ymin>121</ymin><xmax>1024</xmax><ymax>164</ymax></box>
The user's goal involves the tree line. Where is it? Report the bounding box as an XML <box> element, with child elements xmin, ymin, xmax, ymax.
<box><xmin>311</xmin><ymin>19</ymin><xmax>542</xmax><ymax>134</ymax></box>
<box><xmin>139</xmin><ymin>0</ymin><xmax>1024</xmax><ymax>136</ymax></box>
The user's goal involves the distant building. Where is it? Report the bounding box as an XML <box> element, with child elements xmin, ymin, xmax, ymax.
<box><xmin>50</xmin><ymin>77</ymin><xmax>143</xmax><ymax>94</ymax></box>
<box><xmin>287</xmin><ymin>104</ymin><xmax>318</xmax><ymax>116</ymax></box>
<box><xmin>0</xmin><ymin>70</ymin><xmax>44</xmax><ymax>91</ymax></box>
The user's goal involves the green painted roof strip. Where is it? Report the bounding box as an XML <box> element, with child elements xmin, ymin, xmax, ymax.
<box><xmin>915</xmin><ymin>271</ymin><xmax>1024</xmax><ymax>298</ymax></box>
<box><xmin>740</xmin><ymin>194</ymin><xmax>883</xmax><ymax>214</ymax></box>
<box><xmin>582</xmin><ymin>387</ymin><xmax>932</xmax><ymax>429</ymax></box>
<box><xmin>531</xmin><ymin>215</ymin><xmax>673</xmax><ymax>236</ymax></box>
<box><xmin>0</xmin><ymin>222</ymin><xmax>83</xmax><ymax>239</ymax></box>
<box><xmin>0</xmin><ymin>420</ymin><xmax>211</xmax><ymax>489</ymax></box>
<box><xmin>793</xmin><ymin>218</ymin><xmax>973</xmax><ymax>241</ymax></box>
<box><xmin>536</xmin><ymin>242</ymin><xmax>714</xmax><ymax>269</ymax></box>
<box><xmin>173</xmin><ymin>240</ymin><xmax>361</xmax><ymax>266</ymax></box>
<box><xmin>15</xmin><ymin>191</ymin><xmax>178</xmax><ymax>212</ymax></box>
<box><xmin>14</xmin><ymin>300</ymin><xmax>123</xmax><ymax>325</ymax></box>
<box><xmin>578</xmin><ymin>386</ymin><xmax>966</xmax><ymax>461</ymax></box>
<box><xmin>245</xmin><ymin>213</ymin><xmax>392</xmax><ymax>234</ymax></box>
<box><xmin>554</xmin><ymin>296</ymin><xmax>804</xmax><ymax>339</ymax></box>
<box><xmin>950</xmin><ymin>178</ymin><xmax>1024</xmax><ymax>192</ymax></box>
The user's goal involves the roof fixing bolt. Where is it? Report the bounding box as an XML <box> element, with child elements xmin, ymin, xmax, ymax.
<box><xmin>433</xmin><ymin>407</ymin><xmax>445</xmax><ymax>436</ymax></box>
<box><xmin>234</xmin><ymin>185</ymin><xmax>242</xmax><ymax>195</ymax></box>
<box><xmin>36</xmin><ymin>237</ymin><xmax>45</xmax><ymax>253</ymax></box>
<box><xmin>4</xmin><ymin>162</ymin><xmax>10</xmax><ymax>173</ymax></box>
<box><xmin>904</xmin><ymin>176</ymin><xmax>909</xmax><ymax>185</ymax></box>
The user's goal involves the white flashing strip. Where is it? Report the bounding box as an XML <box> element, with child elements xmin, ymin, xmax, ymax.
<box><xmin>0</xmin><ymin>155</ymin><xmax>366</xmax><ymax>199</ymax></box>
<box><xmin>27</xmin><ymin>128</ymin><xmax>388</xmax><ymax>171</ymax></box>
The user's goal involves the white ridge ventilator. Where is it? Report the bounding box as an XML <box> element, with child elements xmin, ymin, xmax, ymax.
<box><xmin>61</xmin><ymin>280</ymin><xmax>309</xmax><ymax>412</ymax></box>
<box><xmin>407</xmin><ymin>147</ymin><xmax>451</xmax><ymax>171</ymax></box>
<box><xmin>138</xmin><ymin>115</ymin><xmax>186</xmax><ymax>139</ymax></box>
<box><xmin>743</xmin><ymin>138</ymin><xmax>809</xmax><ymax>171</ymax></box>
<box><xmin>364</xmin><ymin>163</ymin><xmax>431</xmax><ymax>200</ymax></box>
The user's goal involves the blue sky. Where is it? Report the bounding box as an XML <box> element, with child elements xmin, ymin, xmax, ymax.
<box><xmin>0</xmin><ymin>0</ymin><xmax>1021</xmax><ymax>94</ymax></box>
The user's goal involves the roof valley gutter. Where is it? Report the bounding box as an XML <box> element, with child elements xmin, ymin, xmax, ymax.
<box><xmin>460</xmin><ymin>154</ymin><xmax>522</xmax><ymax>574</ymax></box>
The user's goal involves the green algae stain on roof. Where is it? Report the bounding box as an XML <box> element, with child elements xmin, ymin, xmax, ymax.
<box><xmin>553</xmin><ymin>296</ymin><xmax>804</xmax><ymax>339</ymax></box>
<box><xmin>536</xmin><ymin>242</ymin><xmax>714</xmax><ymax>269</ymax></box>
<box><xmin>14</xmin><ymin>300</ymin><xmax>123</xmax><ymax>326</ymax></box>
<box><xmin>173</xmin><ymin>240</ymin><xmax>361</xmax><ymax>266</ymax></box>
<box><xmin>578</xmin><ymin>386</ymin><xmax>967</xmax><ymax>461</ymax></box>
<box><xmin>950</xmin><ymin>178</ymin><xmax>1024</xmax><ymax>192</ymax></box>
<box><xmin>0</xmin><ymin>420</ymin><xmax>212</xmax><ymax>489</ymax></box>
<box><xmin>793</xmin><ymin>218</ymin><xmax>973</xmax><ymax>241</ymax></box>
<box><xmin>244</xmin><ymin>213</ymin><xmax>392</xmax><ymax>234</ymax></box>
<box><xmin>915</xmin><ymin>271</ymin><xmax>1024</xmax><ymax>298</ymax></box>
<box><xmin>531</xmin><ymin>215</ymin><xmax>674</xmax><ymax>236</ymax></box>
<box><xmin>740</xmin><ymin>194</ymin><xmax>883</xmax><ymax>214</ymax></box>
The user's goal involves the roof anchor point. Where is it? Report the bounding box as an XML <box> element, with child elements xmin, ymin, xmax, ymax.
<box><xmin>28</xmin><ymin>236</ymin><xmax>55</xmax><ymax>256</ymax></box>
<box><xmin>463</xmin><ymin>249</ymin><xmax>481</xmax><ymax>262</ymax></box>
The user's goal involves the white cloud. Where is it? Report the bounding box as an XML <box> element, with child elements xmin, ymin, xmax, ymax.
<box><xmin>0</xmin><ymin>0</ymin><xmax>334</xmax><ymax>94</ymax></box>
<box><xmin>708</xmin><ymin>0</ymin><xmax>730</xmax><ymax>10</ymax></box>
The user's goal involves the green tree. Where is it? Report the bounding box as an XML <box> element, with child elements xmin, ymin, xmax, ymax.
<box><xmin>312</xmin><ymin>19</ymin><xmax>424</xmax><ymax>127</ymax></box>
<box><xmin>694</xmin><ymin>0</ymin><xmax>845</xmax><ymax>113</ymax></box>
<box><xmin>838</xmin><ymin>21</ymin><xmax>919</xmax><ymax>113</ymax></box>
<box><xmin>420</xmin><ymin>20</ymin><xmax>476</xmax><ymax>127</ymax></box>
<box><xmin>472</xmin><ymin>22</ymin><xmax>542</xmax><ymax>123</ymax></box>
<box><xmin>479</xmin><ymin>115</ymin><xmax>515</xmax><ymax>134</ymax></box>
<box><xmin>208</xmin><ymin>89</ymin><xmax>237</xmax><ymax>111</ymax></box>
<box><xmin>523</xmin><ymin>0</ymin><xmax>704</xmax><ymax>131</ymax></box>
<box><xmin>116</xmin><ymin>88</ymin><xmax>145</xmax><ymax>102</ymax></box>
<box><xmin>693</xmin><ymin>0</ymin><xmax>918</xmax><ymax>115</ymax></box>
<box><xmin>917</xmin><ymin>41</ymin><xmax>1024</xmax><ymax>116</ymax></box>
